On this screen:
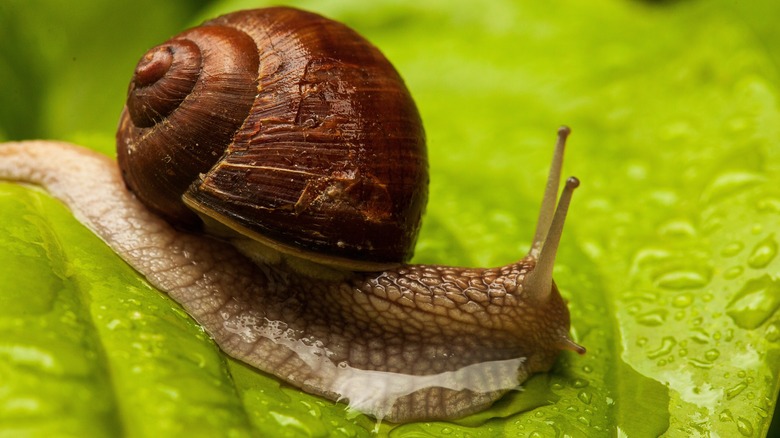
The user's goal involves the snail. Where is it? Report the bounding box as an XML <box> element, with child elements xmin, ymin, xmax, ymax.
<box><xmin>0</xmin><ymin>7</ymin><xmax>584</xmax><ymax>423</ymax></box>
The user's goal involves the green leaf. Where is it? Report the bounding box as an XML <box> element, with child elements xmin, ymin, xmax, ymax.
<box><xmin>2</xmin><ymin>0</ymin><xmax>780</xmax><ymax>437</ymax></box>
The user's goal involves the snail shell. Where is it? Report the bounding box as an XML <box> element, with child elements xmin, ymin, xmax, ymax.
<box><xmin>116</xmin><ymin>7</ymin><xmax>427</xmax><ymax>271</ymax></box>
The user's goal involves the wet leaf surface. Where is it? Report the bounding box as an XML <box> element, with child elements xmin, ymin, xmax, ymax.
<box><xmin>1</xmin><ymin>0</ymin><xmax>779</xmax><ymax>436</ymax></box>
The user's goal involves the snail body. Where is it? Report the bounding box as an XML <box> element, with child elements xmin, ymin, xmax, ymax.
<box><xmin>0</xmin><ymin>7</ymin><xmax>584</xmax><ymax>423</ymax></box>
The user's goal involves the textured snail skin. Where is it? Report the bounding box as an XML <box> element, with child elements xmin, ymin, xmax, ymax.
<box><xmin>0</xmin><ymin>140</ymin><xmax>580</xmax><ymax>422</ymax></box>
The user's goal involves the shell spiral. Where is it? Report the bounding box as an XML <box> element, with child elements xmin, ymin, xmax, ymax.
<box><xmin>117</xmin><ymin>7</ymin><xmax>428</xmax><ymax>269</ymax></box>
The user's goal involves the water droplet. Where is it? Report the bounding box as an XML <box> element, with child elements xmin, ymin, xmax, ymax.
<box><xmin>766</xmin><ymin>321</ymin><xmax>780</xmax><ymax>342</ymax></box>
<box><xmin>655</xmin><ymin>269</ymin><xmax>711</xmax><ymax>289</ymax></box>
<box><xmin>572</xmin><ymin>378</ymin><xmax>589</xmax><ymax>388</ymax></box>
<box><xmin>440</xmin><ymin>426</ymin><xmax>453</xmax><ymax>435</ymax></box>
<box><xmin>637</xmin><ymin>309</ymin><xmax>668</xmax><ymax>326</ymax></box>
<box><xmin>736</xmin><ymin>417</ymin><xmax>754</xmax><ymax>436</ymax></box>
<box><xmin>726</xmin><ymin>382</ymin><xmax>747</xmax><ymax>400</ymax></box>
<box><xmin>647</xmin><ymin>337</ymin><xmax>676</xmax><ymax>359</ymax></box>
<box><xmin>60</xmin><ymin>310</ymin><xmax>78</xmax><ymax>326</ymax></box>
<box><xmin>688</xmin><ymin>358</ymin><xmax>713</xmax><ymax>369</ymax></box>
<box><xmin>658</xmin><ymin>220</ymin><xmax>697</xmax><ymax>238</ymax></box>
<box><xmin>689</xmin><ymin>327</ymin><xmax>709</xmax><ymax>344</ymax></box>
<box><xmin>703</xmin><ymin>214</ymin><xmax>724</xmax><ymax>234</ymax></box>
<box><xmin>678</xmin><ymin>349</ymin><xmax>688</xmax><ymax>357</ymax></box>
<box><xmin>577</xmin><ymin>416</ymin><xmax>591</xmax><ymax>426</ymax></box>
<box><xmin>720</xmin><ymin>409</ymin><xmax>734</xmax><ymax>422</ymax></box>
<box><xmin>623</xmin><ymin>291</ymin><xmax>659</xmax><ymax>302</ymax></box>
<box><xmin>582</xmin><ymin>365</ymin><xmax>593</xmax><ymax>373</ymax></box>
<box><xmin>757</xmin><ymin>197</ymin><xmax>780</xmax><ymax>213</ymax></box>
<box><xmin>578</xmin><ymin>391</ymin><xmax>592</xmax><ymax>405</ymax></box>
<box><xmin>704</xmin><ymin>349</ymin><xmax>720</xmax><ymax>362</ymax></box>
<box><xmin>106</xmin><ymin>319</ymin><xmax>123</xmax><ymax>330</ymax></box>
<box><xmin>702</xmin><ymin>171</ymin><xmax>764</xmax><ymax>203</ymax></box>
<box><xmin>747</xmin><ymin>234</ymin><xmax>777</xmax><ymax>269</ymax></box>
<box><xmin>672</xmin><ymin>293</ymin><xmax>693</xmax><ymax>308</ymax></box>
<box><xmin>721</xmin><ymin>242</ymin><xmax>744</xmax><ymax>257</ymax></box>
<box><xmin>650</xmin><ymin>190</ymin><xmax>678</xmax><ymax>205</ymax></box>
<box><xmin>726</xmin><ymin>274</ymin><xmax>780</xmax><ymax>329</ymax></box>
<box><xmin>299</xmin><ymin>400</ymin><xmax>321</xmax><ymax>419</ymax></box>
<box><xmin>627</xmin><ymin>163</ymin><xmax>647</xmax><ymax>180</ymax></box>
<box><xmin>738</xmin><ymin>370</ymin><xmax>747</xmax><ymax>378</ymax></box>
<box><xmin>637</xmin><ymin>337</ymin><xmax>648</xmax><ymax>347</ymax></box>
<box><xmin>631</xmin><ymin>247</ymin><xmax>671</xmax><ymax>266</ymax></box>
<box><xmin>724</xmin><ymin>266</ymin><xmax>744</xmax><ymax>280</ymax></box>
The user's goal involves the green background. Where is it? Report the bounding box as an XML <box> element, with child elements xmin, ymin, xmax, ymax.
<box><xmin>1</xmin><ymin>0</ymin><xmax>779</xmax><ymax>436</ymax></box>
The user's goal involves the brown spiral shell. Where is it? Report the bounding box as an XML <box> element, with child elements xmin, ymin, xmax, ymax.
<box><xmin>116</xmin><ymin>7</ymin><xmax>428</xmax><ymax>270</ymax></box>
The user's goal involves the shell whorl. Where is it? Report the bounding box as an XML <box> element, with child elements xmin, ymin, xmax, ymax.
<box><xmin>116</xmin><ymin>7</ymin><xmax>428</xmax><ymax>269</ymax></box>
<box><xmin>117</xmin><ymin>24</ymin><xmax>259</xmax><ymax>227</ymax></box>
